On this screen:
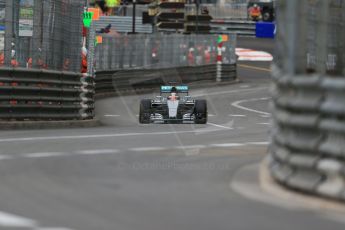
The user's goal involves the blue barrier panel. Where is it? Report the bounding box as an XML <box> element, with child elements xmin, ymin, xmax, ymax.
<box><xmin>256</xmin><ymin>22</ymin><xmax>275</xmax><ymax>38</ymax></box>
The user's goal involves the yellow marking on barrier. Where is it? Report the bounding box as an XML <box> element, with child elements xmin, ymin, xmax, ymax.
<box><xmin>238</xmin><ymin>64</ymin><xmax>272</xmax><ymax>73</ymax></box>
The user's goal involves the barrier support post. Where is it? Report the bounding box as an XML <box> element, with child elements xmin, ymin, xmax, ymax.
<box><xmin>216</xmin><ymin>35</ymin><xmax>223</xmax><ymax>82</ymax></box>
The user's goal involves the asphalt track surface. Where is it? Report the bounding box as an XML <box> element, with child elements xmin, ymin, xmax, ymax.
<box><xmin>0</xmin><ymin>38</ymin><xmax>344</xmax><ymax>230</ymax></box>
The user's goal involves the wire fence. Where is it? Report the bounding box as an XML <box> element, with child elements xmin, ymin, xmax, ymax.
<box><xmin>95</xmin><ymin>33</ymin><xmax>237</xmax><ymax>71</ymax></box>
<box><xmin>1</xmin><ymin>0</ymin><xmax>85</xmax><ymax>72</ymax></box>
<box><xmin>275</xmin><ymin>0</ymin><xmax>345</xmax><ymax>75</ymax></box>
<box><xmin>0</xmin><ymin>0</ymin><xmax>4</xmax><ymax>53</ymax></box>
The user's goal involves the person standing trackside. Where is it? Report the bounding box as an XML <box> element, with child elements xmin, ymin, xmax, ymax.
<box><xmin>151</xmin><ymin>40</ymin><xmax>160</xmax><ymax>65</ymax></box>
<box><xmin>188</xmin><ymin>47</ymin><xmax>195</xmax><ymax>66</ymax></box>
<box><xmin>63</xmin><ymin>58</ymin><xmax>70</xmax><ymax>71</ymax></box>
<box><xmin>204</xmin><ymin>47</ymin><xmax>211</xmax><ymax>65</ymax></box>
<box><xmin>0</xmin><ymin>52</ymin><xmax>4</xmax><ymax>66</ymax></box>
<box><xmin>248</xmin><ymin>4</ymin><xmax>262</xmax><ymax>21</ymax></box>
<box><xmin>10</xmin><ymin>50</ymin><xmax>19</xmax><ymax>67</ymax></box>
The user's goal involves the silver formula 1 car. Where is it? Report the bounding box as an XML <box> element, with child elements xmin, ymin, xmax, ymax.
<box><xmin>139</xmin><ymin>85</ymin><xmax>207</xmax><ymax>124</ymax></box>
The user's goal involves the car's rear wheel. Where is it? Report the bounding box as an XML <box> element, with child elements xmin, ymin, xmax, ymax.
<box><xmin>194</xmin><ymin>100</ymin><xmax>207</xmax><ymax>124</ymax></box>
<box><xmin>139</xmin><ymin>99</ymin><xmax>151</xmax><ymax>124</ymax></box>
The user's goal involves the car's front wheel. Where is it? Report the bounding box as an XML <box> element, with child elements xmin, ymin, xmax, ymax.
<box><xmin>139</xmin><ymin>99</ymin><xmax>152</xmax><ymax>124</ymax></box>
<box><xmin>194</xmin><ymin>100</ymin><xmax>208</xmax><ymax>124</ymax></box>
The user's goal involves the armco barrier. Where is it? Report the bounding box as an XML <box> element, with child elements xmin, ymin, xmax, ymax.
<box><xmin>211</xmin><ymin>20</ymin><xmax>256</xmax><ymax>37</ymax></box>
<box><xmin>0</xmin><ymin>68</ymin><xmax>95</xmax><ymax>120</ymax></box>
<box><xmin>269</xmin><ymin>65</ymin><xmax>345</xmax><ymax>201</ymax></box>
<box><xmin>95</xmin><ymin>64</ymin><xmax>237</xmax><ymax>94</ymax></box>
<box><xmin>0</xmin><ymin>64</ymin><xmax>235</xmax><ymax>121</ymax></box>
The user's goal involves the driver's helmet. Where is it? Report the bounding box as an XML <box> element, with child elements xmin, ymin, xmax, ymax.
<box><xmin>253</xmin><ymin>4</ymin><xmax>258</xmax><ymax>8</ymax></box>
<box><xmin>169</xmin><ymin>87</ymin><xmax>178</xmax><ymax>100</ymax></box>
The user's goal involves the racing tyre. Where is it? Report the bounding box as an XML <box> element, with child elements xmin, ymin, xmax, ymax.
<box><xmin>139</xmin><ymin>99</ymin><xmax>151</xmax><ymax>124</ymax></box>
<box><xmin>194</xmin><ymin>100</ymin><xmax>207</xmax><ymax>124</ymax></box>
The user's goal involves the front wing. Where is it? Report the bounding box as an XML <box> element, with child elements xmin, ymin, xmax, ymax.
<box><xmin>149</xmin><ymin>103</ymin><xmax>195</xmax><ymax>123</ymax></box>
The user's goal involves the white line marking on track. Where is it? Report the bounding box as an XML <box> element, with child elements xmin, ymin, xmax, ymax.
<box><xmin>36</xmin><ymin>228</ymin><xmax>75</xmax><ymax>230</ymax></box>
<box><xmin>0</xmin><ymin>131</ymin><xmax>199</xmax><ymax>143</ymax></box>
<box><xmin>257</xmin><ymin>123</ymin><xmax>270</xmax><ymax>125</ymax></box>
<box><xmin>25</xmin><ymin>152</ymin><xmax>66</xmax><ymax>158</ymax></box>
<box><xmin>0</xmin><ymin>211</ymin><xmax>75</xmax><ymax>230</ymax></box>
<box><xmin>208</xmin><ymin>114</ymin><xmax>216</xmax><ymax>117</ymax></box>
<box><xmin>0</xmin><ymin>142</ymin><xmax>270</xmax><ymax>161</ymax></box>
<box><xmin>0</xmin><ymin>211</ymin><xmax>37</xmax><ymax>227</ymax></box>
<box><xmin>104</xmin><ymin>114</ymin><xmax>121</xmax><ymax>117</ymax></box>
<box><xmin>0</xmin><ymin>121</ymin><xmax>242</xmax><ymax>143</ymax></box>
<box><xmin>247</xmin><ymin>142</ymin><xmax>269</xmax><ymax>146</ymax></box>
<box><xmin>207</xmin><ymin>122</ymin><xmax>233</xmax><ymax>130</ymax></box>
<box><xmin>231</xmin><ymin>98</ymin><xmax>271</xmax><ymax>116</ymax></box>
<box><xmin>228</xmin><ymin>114</ymin><xmax>247</xmax><ymax>117</ymax></box>
<box><xmin>175</xmin><ymin>145</ymin><xmax>205</xmax><ymax>150</ymax></box>
<box><xmin>210</xmin><ymin>143</ymin><xmax>245</xmax><ymax>148</ymax></box>
<box><xmin>0</xmin><ymin>155</ymin><xmax>13</xmax><ymax>160</ymax></box>
<box><xmin>129</xmin><ymin>147</ymin><xmax>167</xmax><ymax>152</ymax></box>
<box><xmin>76</xmin><ymin>149</ymin><xmax>119</xmax><ymax>155</ymax></box>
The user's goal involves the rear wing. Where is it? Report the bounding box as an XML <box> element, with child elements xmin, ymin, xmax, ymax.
<box><xmin>160</xmin><ymin>85</ymin><xmax>189</xmax><ymax>94</ymax></box>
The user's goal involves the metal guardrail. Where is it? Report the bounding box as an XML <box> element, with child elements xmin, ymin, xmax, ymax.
<box><xmin>126</xmin><ymin>2</ymin><xmax>249</xmax><ymax>20</ymax></box>
<box><xmin>186</xmin><ymin>3</ymin><xmax>248</xmax><ymax>20</ymax></box>
<box><xmin>0</xmin><ymin>66</ymin><xmax>236</xmax><ymax>122</ymax></box>
<box><xmin>269</xmin><ymin>65</ymin><xmax>345</xmax><ymax>201</ymax></box>
<box><xmin>211</xmin><ymin>19</ymin><xmax>256</xmax><ymax>37</ymax></box>
<box><xmin>0</xmin><ymin>64</ymin><xmax>233</xmax><ymax>121</ymax></box>
<box><xmin>94</xmin><ymin>16</ymin><xmax>153</xmax><ymax>34</ymax></box>
<box><xmin>95</xmin><ymin>64</ymin><xmax>237</xmax><ymax>94</ymax></box>
<box><xmin>0</xmin><ymin>68</ymin><xmax>95</xmax><ymax>120</ymax></box>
